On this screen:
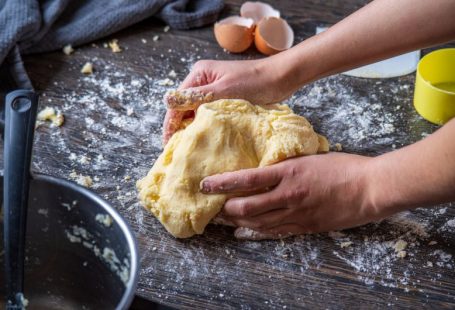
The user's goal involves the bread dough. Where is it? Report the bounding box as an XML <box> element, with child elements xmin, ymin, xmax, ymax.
<box><xmin>137</xmin><ymin>99</ymin><xmax>328</xmax><ymax>238</ymax></box>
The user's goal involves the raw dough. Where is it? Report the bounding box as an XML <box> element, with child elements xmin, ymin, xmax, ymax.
<box><xmin>137</xmin><ymin>99</ymin><xmax>328</xmax><ymax>238</ymax></box>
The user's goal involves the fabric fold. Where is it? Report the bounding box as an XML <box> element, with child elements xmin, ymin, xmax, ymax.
<box><xmin>0</xmin><ymin>0</ymin><xmax>223</xmax><ymax>96</ymax></box>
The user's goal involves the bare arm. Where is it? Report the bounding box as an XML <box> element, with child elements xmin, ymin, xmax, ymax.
<box><xmin>368</xmin><ymin>118</ymin><xmax>455</xmax><ymax>217</ymax></box>
<box><xmin>275</xmin><ymin>0</ymin><xmax>455</xmax><ymax>92</ymax></box>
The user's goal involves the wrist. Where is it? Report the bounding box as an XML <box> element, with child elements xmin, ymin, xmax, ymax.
<box><xmin>268</xmin><ymin>36</ymin><xmax>330</xmax><ymax>96</ymax></box>
<box><xmin>269</xmin><ymin>49</ymin><xmax>305</xmax><ymax>96</ymax></box>
<box><xmin>345</xmin><ymin>156</ymin><xmax>387</xmax><ymax>224</ymax></box>
<box><xmin>362</xmin><ymin>154</ymin><xmax>409</xmax><ymax>220</ymax></box>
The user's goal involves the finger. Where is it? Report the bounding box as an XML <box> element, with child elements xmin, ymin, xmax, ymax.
<box><xmin>222</xmin><ymin>191</ymin><xmax>284</xmax><ymax>218</ymax></box>
<box><xmin>162</xmin><ymin>109</ymin><xmax>185</xmax><ymax>145</ymax></box>
<box><xmin>226</xmin><ymin>208</ymin><xmax>291</xmax><ymax>230</ymax></box>
<box><xmin>234</xmin><ymin>224</ymin><xmax>305</xmax><ymax>240</ymax></box>
<box><xmin>164</xmin><ymin>88</ymin><xmax>214</xmax><ymax>111</ymax></box>
<box><xmin>200</xmin><ymin>166</ymin><xmax>282</xmax><ymax>194</ymax></box>
<box><xmin>179</xmin><ymin>69</ymin><xmax>206</xmax><ymax>90</ymax></box>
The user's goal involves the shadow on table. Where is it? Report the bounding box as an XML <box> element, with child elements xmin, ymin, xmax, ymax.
<box><xmin>130</xmin><ymin>294</ymin><xmax>175</xmax><ymax>310</ymax></box>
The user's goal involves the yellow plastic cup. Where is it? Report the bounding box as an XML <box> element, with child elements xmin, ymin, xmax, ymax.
<box><xmin>414</xmin><ymin>48</ymin><xmax>455</xmax><ymax>125</ymax></box>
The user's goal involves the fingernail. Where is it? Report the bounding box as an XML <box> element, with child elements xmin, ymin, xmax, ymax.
<box><xmin>200</xmin><ymin>179</ymin><xmax>211</xmax><ymax>193</ymax></box>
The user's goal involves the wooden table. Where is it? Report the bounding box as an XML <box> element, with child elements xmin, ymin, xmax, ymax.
<box><xmin>17</xmin><ymin>0</ymin><xmax>455</xmax><ymax>308</ymax></box>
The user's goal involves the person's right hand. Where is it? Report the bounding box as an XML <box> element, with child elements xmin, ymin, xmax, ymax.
<box><xmin>162</xmin><ymin>57</ymin><xmax>296</xmax><ymax>144</ymax></box>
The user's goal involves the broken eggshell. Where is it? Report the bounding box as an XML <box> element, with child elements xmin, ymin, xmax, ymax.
<box><xmin>254</xmin><ymin>17</ymin><xmax>294</xmax><ymax>55</ymax></box>
<box><xmin>240</xmin><ymin>1</ymin><xmax>280</xmax><ymax>24</ymax></box>
<box><xmin>214</xmin><ymin>16</ymin><xmax>255</xmax><ymax>53</ymax></box>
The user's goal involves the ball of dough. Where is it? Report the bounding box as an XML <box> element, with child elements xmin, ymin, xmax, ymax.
<box><xmin>137</xmin><ymin>99</ymin><xmax>328</xmax><ymax>238</ymax></box>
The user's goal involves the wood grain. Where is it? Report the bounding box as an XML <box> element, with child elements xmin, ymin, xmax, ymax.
<box><xmin>7</xmin><ymin>0</ymin><xmax>455</xmax><ymax>308</ymax></box>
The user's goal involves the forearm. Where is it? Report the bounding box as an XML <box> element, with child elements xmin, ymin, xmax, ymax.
<box><xmin>366</xmin><ymin>119</ymin><xmax>455</xmax><ymax>217</ymax></box>
<box><xmin>270</xmin><ymin>0</ymin><xmax>455</xmax><ymax>92</ymax></box>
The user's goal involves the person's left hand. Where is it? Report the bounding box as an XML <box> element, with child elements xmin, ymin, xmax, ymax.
<box><xmin>201</xmin><ymin>153</ymin><xmax>383</xmax><ymax>240</ymax></box>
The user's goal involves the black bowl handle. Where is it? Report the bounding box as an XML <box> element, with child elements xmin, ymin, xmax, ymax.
<box><xmin>3</xmin><ymin>90</ymin><xmax>38</xmax><ymax>309</ymax></box>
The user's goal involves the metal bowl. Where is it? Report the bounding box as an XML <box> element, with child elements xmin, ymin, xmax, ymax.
<box><xmin>0</xmin><ymin>174</ymin><xmax>139</xmax><ymax>309</ymax></box>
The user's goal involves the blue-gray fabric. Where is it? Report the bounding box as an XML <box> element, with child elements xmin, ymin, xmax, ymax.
<box><xmin>0</xmin><ymin>0</ymin><xmax>224</xmax><ymax>90</ymax></box>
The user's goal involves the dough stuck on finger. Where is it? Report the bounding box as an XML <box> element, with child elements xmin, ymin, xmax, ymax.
<box><xmin>137</xmin><ymin>99</ymin><xmax>327</xmax><ymax>238</ymax></box>
<box><xmin>164</xmin><ymin>89</ymin><xmax>214</xmax><ymax>111</ymax></box>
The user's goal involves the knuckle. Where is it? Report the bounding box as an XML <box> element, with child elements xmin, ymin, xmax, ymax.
<box><xmin>287</xmin><ymin>166</ymin><xmax>299</xmax><ymax>178</ymax></box>
<box><xmin>237</xmin><ymin>201</ymin><xmax>251</xmax><ymax>217</ymax></box>
<box><xmin>283</xmin><ymin>187</ymin><xmax>308</xmax><ymax>203</ymax></box>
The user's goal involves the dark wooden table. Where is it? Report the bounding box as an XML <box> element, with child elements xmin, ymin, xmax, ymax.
<box><xmin>15</xmin><ymin>0</ymin><xmax>455</xmax><ymax>308</ymax></box>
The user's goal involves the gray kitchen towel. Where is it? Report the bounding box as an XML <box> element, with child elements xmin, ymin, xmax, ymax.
<box><xmin>0</xmin><ymin>0</ymin><xmax>223</xmax><ymax>91</ymax></box>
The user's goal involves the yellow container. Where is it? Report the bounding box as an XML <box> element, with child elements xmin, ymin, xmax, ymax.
<box><xmin>414</xmin><ymin>48</ymin><xmax>455</xmax><ymax>125</ymax></box>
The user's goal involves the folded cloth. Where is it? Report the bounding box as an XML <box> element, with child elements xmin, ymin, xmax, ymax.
<box><xmin>0</xmin><ymin>0</ymin><xmax>224</xmax><ymax>129</ymax></box>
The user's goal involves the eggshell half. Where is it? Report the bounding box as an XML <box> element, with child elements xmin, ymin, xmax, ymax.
<box><xmin>214</xmin><ymin>16</ymin><xmax>255</xmax><ymax>53</ymax></box>
<box><xmin>240</xmin><ymin>1</ymin><xmax>280</xmax><ymax>24</ymax></box>
<box><xmin>255</xmin><ymin>17</ymin><xmax>294</xmax><ymax>55</ymax></box>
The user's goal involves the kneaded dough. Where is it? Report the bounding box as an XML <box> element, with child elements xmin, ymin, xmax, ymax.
<box><xmin>137</xmin><ymin>99</ymin><xmax>328</xmax><ymax>238</ymax></box>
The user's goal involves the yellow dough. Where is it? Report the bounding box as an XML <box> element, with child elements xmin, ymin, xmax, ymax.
<box><xmin>137</xmin><ymin>99</ymin><xmax>328</xmax><ymax>238</ymax></box>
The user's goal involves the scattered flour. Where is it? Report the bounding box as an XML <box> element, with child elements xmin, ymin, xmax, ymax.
<box><xmin>30</xmin><ymin>44</ymin><xmax>453</xmax><ymax>307</ymax></box>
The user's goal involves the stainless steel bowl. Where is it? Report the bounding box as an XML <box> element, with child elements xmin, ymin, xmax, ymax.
<box><xmin>0</xmin><ymin>174</ymin><xmax>139</xmax><ymax>310</ymax></box>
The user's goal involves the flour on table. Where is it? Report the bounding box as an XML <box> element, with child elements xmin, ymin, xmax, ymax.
<box><xmin>31</xmin><ymin>46</ymin><xmax>452</xmax><ymax>305</ymax></box>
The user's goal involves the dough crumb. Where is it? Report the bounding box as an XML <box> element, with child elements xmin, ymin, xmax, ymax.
<box><xmin>393</xmin><ymin>239</ymin><xmax>408</xmax><ymax>252</ymax></box>
<box><xmin>95</xmin><ymin>214</ymin><xmax>113</xmax><ymax>227</ymax></box>
<box><xmin>168</xmin><ymin>70</ymin><xmax>177</xmax><ymax>78</ymax></box>
<box><xmin>153</xmin><ymin>35</ymin><xmax>160</xmax><ymax>42</ymax></box>
<box><xmin>334</xmin><ymin>143</ymin><xmax>343</xmax><ymax>151</ymax></box>
<box><xmin>126</xmin><ymin>107</ymin><xmax>134</xmax><ymax>116</ymax></box>
<box><xmin>340</xmin><ymin>241</ymin><xmax>353</xmax><ymax>248</ymax></box>
<box><xmin>81</xmin><ymin>62</ymin><xmax>93</xmax><ymax>74</ymax></box>
<box><xmin>63</xmin><ymin>44</ymin><xmax>74</xmax><ymax>55</ymax></box>
<box><xmin>397</xmin><ymin>250</ymin><xmax>407</xmax><ymax>258</ymax></box>
<box><xmin>70</xmin><ymin>171</ymin><xmax>93</xmax><ymax>187</ymax></box>
<box><xmin>37</xmin><ymin>106</ymin><xmax>65</xmax><ymax>127</ymax></box>
<box><xmin>19</xmin><ymin>294</ymin><xmax>29</xmax><ymax>307</ymax></box>
<box><xmin>158</xmin><ymin>78</ymin><xmax>175</xmax><ymax>86</ymax></box>
<box><xmin>141</xmin><ymin>38</ymin><xmax>147</xmax><ymax>44</ymax></box>
<box><xmin>428</xmin><ymin>241</ymin><xmax>438</xmax><ymax>246</ymax></box>
<box><xmin>427</xmin><ymin>261</ymin><xmax>433</xmax><ymax>267</ymax></box>
<box><xmin>164</xmin><ymin>26</ymin><xmax>170</xmax><ymax>32</ymax></box>
<box><xmin>109</xmin><ymin>39</ymin><xmax>122</xmax><ymax>53</ymax></box>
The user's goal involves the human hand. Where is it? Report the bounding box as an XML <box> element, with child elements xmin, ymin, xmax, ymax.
<box><xmin>201</xmin><ymin>153</ymin><xmax>382</xmax><ymax>240</ymax></box>
<box><xmin>162</xmin><ymin>57</ymin><xmax>296</xmax><ymax>144</ymax></box>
